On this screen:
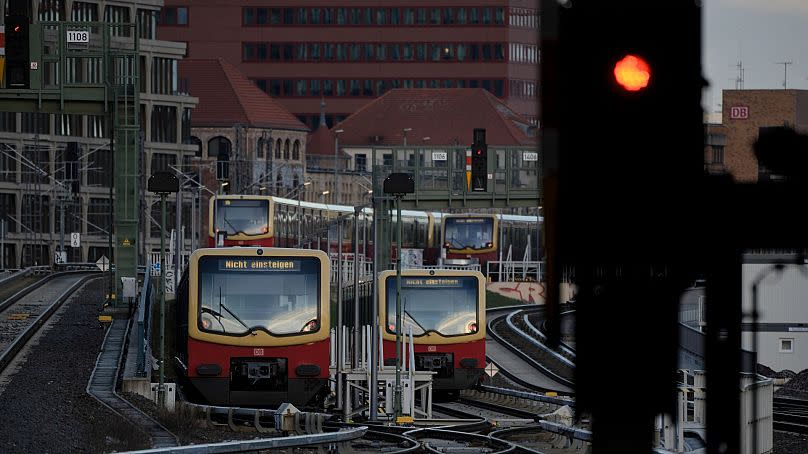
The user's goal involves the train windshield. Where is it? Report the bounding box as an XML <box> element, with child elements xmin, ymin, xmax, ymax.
<box><xmin>444</xmin><ymin>217</ymin><xmax>494</xmax><ymax>250</ymax></box>
<box><xmin>197</xmin><ymin>256</ymin><xmax>320</xmax><ymax>336</ymax></box>
<box><xmin>385</xmin><ymin>275</ymin><xmax>478</xmax><ymax>337</ymax></box>
<box><xmin>215</xmin><ymin>199</ymin><xmax>269</xmax><ymax>236</ymax></box>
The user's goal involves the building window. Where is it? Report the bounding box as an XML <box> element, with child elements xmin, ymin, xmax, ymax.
<box><xmin>292</xmin><ymin>140</ymin><xmax>300</xmax><ymax>160</ymax></box>
<box><xmin>105</xmin><ymin>5</ymin><xmax>132</xmax><ymax>36</ymax></box>
<box><xmin>21</xmin><ymin>112</ymin><xmax>50</xmax><ymax>134</ymax></box>
<box><xmin>161</xmin><ymin>6</ymin><xmax>188</xmax><ymax>26</ymax></box>
<box><xmin>152</xmin><ymin>57</ymin><xmax>178</xmax><ymax>95</ymax></box>
<box><xmin>151</xmin><ymin>105</ymin><xmax>177</xmax><ymax>143</ymax></box>
<box><xmin>39</xmin><ymin>0</ymin><xmax>66</xmax><ymax>21</ymax></box>
<box><xmin>21</xmin><ymin>146</ymin><xmax>49</xmax><ymax>184</ymax></box>
<box><xmin>0</xmin><ymin>144</ymin><xmax>17</xmax><ymax>183</ymax></box>
<box><xmin>22</xmin><ymin>244</ymin><xmax>50</xmax><ymax>267</ymax></box>
<box><xmin>711</xmin><ymin>146</ymin><xmax>724</xmax><ymax>165</ymax></box>
<box><xmin>72</xmin><ymin>2</ymin><xmax>99</xmax><ymax>21</ymax></box>
<box><xmin>0</xmin><ymin>193</ymin><xmax>16</xmax><ymax>233</ymax></box>
<box><xmin>780</xmin><ymin>338</ymin><xmax>795</xmax><ymax>353</ymax></box>
<box><xmin>56</xmin><ymin>114</ymin><xmax>82</xmax><ymax>136</ymax></box>
<box><xmin>21</xmin><ymin>195</ymin><xmax>50</xmax><ymax>233</ymax></box>
<box><xmin>0</xmin><ymin>112</ymin><xmax>15</xmax><ymax>133</ymax></box>
<box><xmin>137</xmin><ymin>9</ymin><xmax>158</xmax><ymax>39</ymax></box>
<box><xmin>87</xmin><ymin>150</ymin><xmax>111</xmax><ymax>187</ymax></box>
<box><xmin>87</xmin><ymin>198</ymin><xmax>111</xmax><ymax>235</ymax></box>
<box><xmin>151</xmin><ymin>153</ymin><xmax>176</xmax><ymax>174</ymax></box>
<box><xmin>355</xmin><ymin>154</ymin><xmax>367</xmax><ymax>172</ymax></box>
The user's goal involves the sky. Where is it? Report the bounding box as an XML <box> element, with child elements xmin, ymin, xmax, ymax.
<box><xmin>703</xmin><ymin>0</ymin><xmax>808</xmax><ymax>117</ymax></box>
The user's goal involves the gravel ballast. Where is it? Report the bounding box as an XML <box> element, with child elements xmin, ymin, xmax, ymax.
<box><xmin>0</xmin><ymin>278</ymin><xmax>150</xmax><ymax>453</ymax></box>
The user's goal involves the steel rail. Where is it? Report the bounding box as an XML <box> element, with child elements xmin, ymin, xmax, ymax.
<box><xmin>118</xmin><ymin>426</ymin><xmax>369</xmax><ymax>453</ymax></box>
<box><xmin>403</xmin><ymin>427</ymin><xmax>519</xmax><ymax>454</ymax></box>
<box><xmin>476</xmin><ymin>385</ymin><xmax>574</xmax><ymax>406</ymax></box>
<box><xmin>487</xmin><ymin>311</ymin><xmax>575</xmax><ymax>389</ymax></box>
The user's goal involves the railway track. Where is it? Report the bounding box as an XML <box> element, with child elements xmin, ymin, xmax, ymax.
<box><xmin>0</xmin><ymin>271</ymin><xmax>100</xmax><ymax>374</ymax></box>
<box><xmin>774</xmin><ymin>396</ymin><xmax>808</xmax><ymax>434</ymax></box>
<box><xmin>488</xmin><ymin>307</ymin><xmax>575</xmax><ymax>390</ymax></box>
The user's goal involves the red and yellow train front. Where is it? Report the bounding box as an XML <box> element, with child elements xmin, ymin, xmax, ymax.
<box><xmin>208</xmin><ymin>196</ymin><xmax>275</xmax><ymax>247</ymax></box>
<box><xmin>187</xmin><ymin>248</ymin><xmax>330</xmax><ymax>407</ymax></box>
<box><xmin>379</xmin><ymin>270</ymin><xmax>486</xmax><ymax>392</ymax></box>
<box><xmin>442</xmin><ymin>215</ymin><xmax>499</xmax><ymax>266</ymax></box>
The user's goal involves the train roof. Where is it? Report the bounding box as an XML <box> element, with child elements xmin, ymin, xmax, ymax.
<box><xmin>213</xmin><ymin>194</ymin><xmax>541</xmax><ymax>223</ymax></box>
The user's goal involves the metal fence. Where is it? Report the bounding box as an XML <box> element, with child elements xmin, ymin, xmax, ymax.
<box><xmin>136</xmin><ymin>262</ymin><xmax>155</xmax><ymax>377</ymax></box>
<box><xmin>486</xmin><ymin>260</ymin><xmax>543</xmax><ymax>282</ymax></box>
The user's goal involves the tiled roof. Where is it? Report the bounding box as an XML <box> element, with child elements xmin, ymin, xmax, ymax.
<box><xmin>332</xmin><ymin>89</ymin><xmax>537</xmax><ymax>147</ymax></box>
<box><xmin>179</xmin><ymin>58</ymin><xmax>308</xmax><ymax>131</ymax></box>
<box><xmin>307</xmin><ymin>123</ymin><xmax>336</xmax><ymax>156</ymax></box>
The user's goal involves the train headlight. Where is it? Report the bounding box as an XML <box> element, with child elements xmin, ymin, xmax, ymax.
<box><xmin>444</xmin><ymin>242</ymin><xmax>451</xmax><ymax>248</ymax></box>
<box><xmin>302</xmin><ymin>319</ymin><xmax>320</xmax><ymax>332</ymax></box>
<box><xmin>466</xmin><ymin>322</ymin><xmax>478</xmax><ymax>333</ymax></box>
<box><xmin>486</xmin><ymin>242</ymin><xmax>493</xmax><ymax>248</ymax></box>
<box><xmin>261</xmin><ymin>226</ymin><xmax>268</xmax><ymax>233</ymax></box>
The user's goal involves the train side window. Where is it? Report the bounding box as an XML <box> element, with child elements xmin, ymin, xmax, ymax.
<box><xmin>780</xmin><ymin>338</ymin><xmax>795</xmax><ymax>353</ymax></box>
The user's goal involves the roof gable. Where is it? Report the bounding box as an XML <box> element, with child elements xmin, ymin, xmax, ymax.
<box><xmin>333</xmin><ymin>89</ymin><xmax>537</xmax><ymax>146</ymax></box>
<box><xmin>179</xmin><ymin>58</ymin><xmax>308</xmax><ymax>131</ymax></box>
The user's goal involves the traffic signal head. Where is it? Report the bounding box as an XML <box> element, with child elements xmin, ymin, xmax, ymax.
<box><xmin>614</xmin><ymin>54</ymin><xmax>651</xmax><ymax>92</ymax></box>
<box><xmin>548</xmin><ymin>1</ymin><xmax>704</xmax><ymax>259</ymax></box>
<box><xmin>4</xmin><ymin>14</ymin><xmax>30</xmax><ymax>88</ymax></box>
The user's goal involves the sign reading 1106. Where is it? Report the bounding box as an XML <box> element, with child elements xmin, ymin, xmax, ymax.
<box><xmin>67</xmin><ymin>30</ymin><xmax>90</xmax><ymax>43</ymax></box>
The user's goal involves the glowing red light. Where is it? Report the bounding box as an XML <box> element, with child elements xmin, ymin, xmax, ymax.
<box><xmin>13</xmin><ymin>25</ymin><xmax>20</xmax><ymax>33</ymax></box>
<box><xmin>614</xmin><ymin>55</ymin><xmax>651</xmax><ymax>92</ymax></box>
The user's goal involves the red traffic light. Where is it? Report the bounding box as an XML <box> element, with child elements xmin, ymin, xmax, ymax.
<box><xmin>614</xmin><ymin>55</ymin><xmax>651</xmax><ymax>92</ymax></box>
<box><xmin>13</xmin><ymin>25</ymin><xmax>21</xmax><ymax>33</ymax></box>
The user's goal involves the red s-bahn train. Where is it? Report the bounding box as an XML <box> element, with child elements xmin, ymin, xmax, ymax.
<box><xmin>378</xmin><ymin>269</ymin><xmax>486</xmax><ymax>397</ymax></box>
<box><xmin>175</xmin><ymin>247</ymin><xmax>331</xmax><ymax>407</ymax></box>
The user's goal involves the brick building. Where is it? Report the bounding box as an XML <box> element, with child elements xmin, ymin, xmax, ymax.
<box><xmin>722</xmin><ymin>89</ymin><xmax>808</xmax><ymax>182</ymax></box>
<box><xmin>306</xmin><ymin>88</ymin><xmax>538</xmax><ymax>205</ymax></box>
<box><xmin>177</xmin><ymin>58</ymin><xmax>310</xmax><ymax>245</ymax></box>
<box><xmin>156</xmin><ymin>1</ymin><xmax>540</xmax><ymax>129</ymax></box>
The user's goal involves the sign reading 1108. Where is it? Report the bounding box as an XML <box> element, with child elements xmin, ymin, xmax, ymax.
<box><xmin>67</xmin><ymin>30</ymin><xmax>90</xmax><ymax>43</ymax></box>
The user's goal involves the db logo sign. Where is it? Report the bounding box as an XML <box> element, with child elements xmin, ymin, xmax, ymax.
<box><xmin>253</xmin><ymin>348</ymin><xmax>264</xmax><ymax>356</ymax></box>
<box><xmin>730</xmin><ymin>106</ymin><xmax>749</xmax><ymax>119</ymax></box>
<box><xmin>427</xmin><ymin>346</ymin><xmax>436</xmax><ymax>352</ymax></box>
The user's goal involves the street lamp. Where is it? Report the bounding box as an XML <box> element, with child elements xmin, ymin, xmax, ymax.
<box><xmin>383</xmin><ymin>172</ymin><xmax>415</xmax><ymax>423</ymax></box>
<box><xmin>334</xmin><ymin>129</ymin><xmax>345</xmax><ymax>205</ymax></box>
<box><xmin>291</xmin><ymin>181</ymin><xmax>312</xmax><ymax>247</ymax></box>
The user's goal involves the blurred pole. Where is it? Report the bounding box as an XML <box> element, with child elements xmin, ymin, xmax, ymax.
<box><xmin>370</xmin><ymin>198</ymin><xmax>379</xmax><ymax>421</ymax></box>
<box><xmin>158</xmin><ymin>194</ymin><xmax>167</xmax><ymax>405</ymax></box>
<box><xmin>394</xmin><ymin>196</ymin><xmax>403</xmax><ymax>419</ymax></box>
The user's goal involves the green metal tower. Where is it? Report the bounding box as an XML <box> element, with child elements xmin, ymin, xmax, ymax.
<box><xmin>0</xmin><ymin>21</ymin><xmax>140</xmax><ymax>304</ymax></box>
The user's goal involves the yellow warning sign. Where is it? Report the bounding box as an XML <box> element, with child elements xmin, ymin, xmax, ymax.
<box><xmin>8</xmin><ymin>313</ymin><xmax>29</xmax><ymax>321</ymax></box>
<box><xmin>98</xmin><ymin>315</ymin><xmax>113</xmax><ymax>323</ymax></box>
<box><xmin>121</xmin><ymin>238</ymin><xmax>132</xmax><ymax>247</ymax></box>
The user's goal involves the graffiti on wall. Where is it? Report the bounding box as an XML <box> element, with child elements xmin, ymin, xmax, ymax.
<box><xmin>487</xmin><ymin>281</ymin><xmax>576</xmax><ymax>305</ymax></box>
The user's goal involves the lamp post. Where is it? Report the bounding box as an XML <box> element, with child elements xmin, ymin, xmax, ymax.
<box><xmin>334</xmin><ymin>129</ymin><xmax>345</xmax><ymax>205</ymax></box>
<box><xmin>147</xmin><ymin>171</ymin><xmax>179</xmax><ymax>407</ymax></box>
<box><xmin>383</xmin><ymin>172</ymin><xmax>415</xmax><ymax>422</ymax></box>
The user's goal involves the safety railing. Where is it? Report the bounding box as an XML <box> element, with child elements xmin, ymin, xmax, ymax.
<box><xmin>136</xmin><ymin>261</ymin><xmax>155</xmax><ymax>377</ymax></box>
<box><xmin>486</xmin><ymin>260</ymin><xmax>544</xmax><ymax>282</ymax></box>
<box><xmin>330</xmin><ymin>255</ymin><xmax>374</xmax><ymax>285</ymax></box>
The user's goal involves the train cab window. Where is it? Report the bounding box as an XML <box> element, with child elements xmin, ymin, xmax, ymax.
<box><xmin>215</xmin><ymin>199</ymin><xmax>269</xmax><ymax>236</ymax></box>
<box><xmin>444</xmin><ymin>217</ymin><xmax>494</xmax><ymax>250</ymax></box>
<box><xmin>386</xmin><ymin>275</ymin><xmax>478</xmax><ymax>337</ymax></box>
<box><xmin>197</xmin><ymin>256</ymin><xmax>321</xmax><ymax>336</ymax></box>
